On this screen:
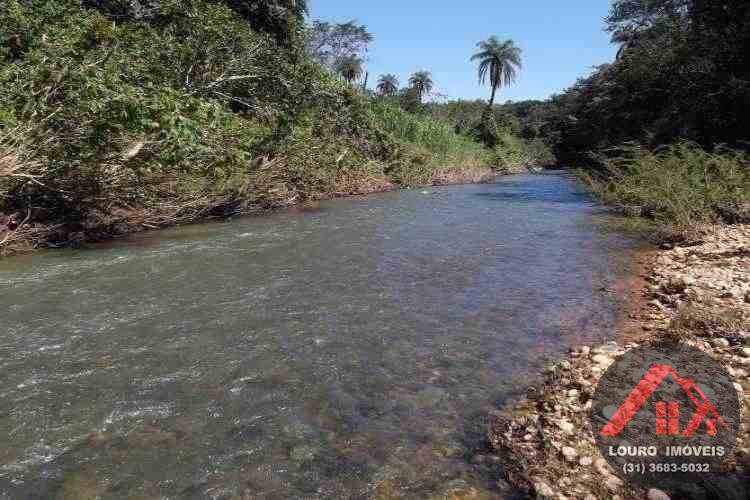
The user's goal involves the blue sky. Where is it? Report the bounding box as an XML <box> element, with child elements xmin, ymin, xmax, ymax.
<box><xmin>308</xmin><ymin>1</ymin><xmax>617</xmax><ymax>103</ymax></box>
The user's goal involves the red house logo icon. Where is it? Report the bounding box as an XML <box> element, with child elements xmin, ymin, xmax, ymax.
<box><xmin>600</xmin><ymin>364</ymin><xmax>730</xmax><ymax>437</ymax></box>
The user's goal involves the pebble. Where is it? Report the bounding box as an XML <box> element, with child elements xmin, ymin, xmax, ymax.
<box><xmin>595</xmin><ymin>458</ymin><xmax>611</xmax><ymax>476</ymax></box>
<box><xmin>561</xmin><ymin>446</ymin><xmax>577</xmax><ymax>462</ymax></box>
<box><xmin>605</xmin><ymin>475</ymin><xmax>623</xmax><ymax>492</ymax></box>
<box><xmin>710</xmin><ymin>337</ymin><xmax>730</xmax><ymax>348</ymax></box>
<box><xmin>591</xmin><ymin>354</ymin><xmax>613</xmax><ymax>368</ymax></box>
<box><xmin>534</xmin><ymin>480</ymin><xmax>555</xmax><ymax>499</ymax></box>
<box><xmin>557</xmin><ymin>419</ymin><xmax>575</xmax><ymax>434</ymax></box>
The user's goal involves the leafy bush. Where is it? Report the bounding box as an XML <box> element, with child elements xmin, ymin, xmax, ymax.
<box><xmin>493</xmin><ymin>133</ymin><xmax>555</xmax><ymax>171</ymax></box>
<box><xmin>0</xmin><ymin>0</ymin><xmax>494</xmax><ymax>253</ymax></box>
<box><xmin>370</xmin><ymin>103</ymin><xmax>486</xmax><ymax>162</ymax></box>
<box><xmin>580</xmin><ymin>143</ymin><xmax>750</xmax><ymax>239</ymax></box>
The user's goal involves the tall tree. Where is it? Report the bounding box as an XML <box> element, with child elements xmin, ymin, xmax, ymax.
<box><xmin>336</xmin><ymin>55</ymin><xmax>364</xmax><ymax>84</ymax></box>
<box><xmin>224</xmin><ymin>0</ymin><xmax>308</xmax><ymax>41</ymax></box>
<box><xmin>306</xmin><ymin>20</ymin><xmax>373</xmax><ymax>70</ymax></box>
<box><xmin>471</xmin><ymin>37</ymin><xmax>522</xmax><ymax>107</ymax></box>
<box><xmin>408</xmin><ymin>71</ymin><xmax>433</xmax><ymax>102</ymax></box>
<box><xmin>376</xmin><ymin>74</ymin><xmax>399</xmax><ymax>96</ymax></box>
<box><xmin>85</xmin><ymin>1</ymin><xmax>308</xmax><ymax>41</ymax></box>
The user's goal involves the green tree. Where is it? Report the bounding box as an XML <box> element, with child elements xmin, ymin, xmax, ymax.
<box><xmin>84</xmin><ymin>1</ymin><xmax>308</xmax><ymax>41</ymax></box>
<box><xmin>336</xmin><ymin>55</ymin><xmax>364</xmax><ymax>83</ymax></box>
<box><xmin>408</xmin><ymin>71</ymin><xmax>433</xmax><ymax>103</ymax></box>
<box><xmin>471</xmin><ymin>37</ymin><xmax>522</xmax><ymax>107</ymax></box>
<box><xmin>376</xmin><ymin>73</ymin><xmax>399</xmax><ymax>96</ymax></box>
<box><xmin>306</xmin><ymin>20</ymin><xmax>373</xmax><ymax>69</ymax></box>
<box><xmin>223</xmin><ymin>0</ymin><xmax>308</xmax><ymax>41</ymax></box>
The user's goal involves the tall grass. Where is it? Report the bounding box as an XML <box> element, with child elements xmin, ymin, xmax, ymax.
<box><xmin>493</xmin><ymin>133</ymin><xmax>555</xmax><ymax>172</ymax></box>
<box><xmin>579</xmin><ymin>142</ymin><xmax>750</xmax><ymax>241</ymax></box>
<box><xmin>0</xmin><ymin>125</ymin><xmax>46</xmax><ymax>199</ymax></box>
<box><xmin>370</xmin><ymin>103</ymin><xmax>487</xmax><ymax>163</ymax></box>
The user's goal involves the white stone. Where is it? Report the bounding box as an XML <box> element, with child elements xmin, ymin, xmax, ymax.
<box><xmin>605</xmin><ymin>475</ymin><xmax>623</xmax><ymax>492</ymax></box>
<box><xmin>595</xmin><ymin>458</ymin><xmax>612</xmax><ymax>476</ymax></box>
<box><xmin>561</xmin><ymin>446</ymin><xmax>577</xmax><ymax>462</ymax></box>
<box><xmin>557</xmin><ymin>419</ymin><xmax>575</xmax><ymax>434</ymax></box>
<box><xmin>534</xmin><ymin>481</ymin><xmax>555</xmax><ymax>499</ymax></box>
<box><xmin>710</xmin><ymin>337</ymin><xmax>730</xmax><ymax>348</ymax></box>
<box><xmin>592</xmin><ymin>354</ymin><xmax>613</xmax><ymax>368</ymax></box>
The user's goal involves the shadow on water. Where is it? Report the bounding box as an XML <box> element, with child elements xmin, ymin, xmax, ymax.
<box><xmin>0</xmin><ymin>174</ymin><xmax>642</xmax><ymax>499</ymax></box>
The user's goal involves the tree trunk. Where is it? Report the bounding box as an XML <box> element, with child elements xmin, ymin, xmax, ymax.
<box><xmin>489</xmin><ymin>85</ymin><xmax>497</xmax><ymax>107</ymax></box>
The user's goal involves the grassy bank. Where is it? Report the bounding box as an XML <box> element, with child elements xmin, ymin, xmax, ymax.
<box><xmin>0</xmin><ymin>1</ymin><xmax>510</xmax><ymax>257</ymax></box>
<box><xmin>578</xmin><ymin>143</ymin><xmax>750</xmax><ymax>243</ymax></box>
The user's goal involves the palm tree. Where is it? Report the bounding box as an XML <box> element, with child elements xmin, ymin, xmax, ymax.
<box><xmin>471</xmin><ymin>37</ymin><xmax>522</xmax><ymax>107</ymax></box>
<box><xmin>376</xmin><ymin>74</ymin><xmax>399</xmax><ymax>96</ymax></box>
<box><xmin>336</xmin><ymin>55</ymin><xmax>364</xmax><ymax>84</ymax></box>
<box><xmin>408</xmin><ymin>71</ymin><xmax>434</xmax><ymax>102</ymax></box>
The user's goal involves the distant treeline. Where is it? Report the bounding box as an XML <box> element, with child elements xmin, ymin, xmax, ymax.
<box><xmin>496</xmin><ymin>0</ymin><xmax>749</xmax><ymax>162</ymax></box>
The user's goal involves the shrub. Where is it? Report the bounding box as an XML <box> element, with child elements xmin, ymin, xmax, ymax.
<box><xmin>369</xmin><ymin>103</ymin><xmax>490</xmax><ymax>181</ymax></box>
<box><xmin>579</xmin><ymin>142</ymin><xmax>750</xmax><ymax>240</ymax></box>
<box><xmin>493</xmin><ymin>133</ymin><xmax>555</xmax><ymax>171</ymax></box>
<box><xmin>0</xmin><ymin>0</ymin><xmax>495</xmax><ymax>253</ymax></box>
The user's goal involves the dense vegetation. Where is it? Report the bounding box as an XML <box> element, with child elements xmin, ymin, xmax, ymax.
<box><xmin>550</xmin><ymin>0</ymin><xmax>750</xmax><ymax>158</ymax></box>
<box><xmin>2</xmin><ymin>0</ymin><xmax>747</xmax><ymax>253</ymax></box>
<box><xmin>0</xmin><ymin>0</ymin><xmax>527</xmax><ymax>254</ymax></box>
<box><xmin>466</xmin><ymin>0</ymin><xmax>749</xmax><ymax>239</ymax></box>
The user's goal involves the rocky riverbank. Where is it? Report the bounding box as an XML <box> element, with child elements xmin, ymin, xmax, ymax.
<box><xmin>489</xmin><ymin>224</ymin><xmax>750</xmax><ymax>499</ymax></box>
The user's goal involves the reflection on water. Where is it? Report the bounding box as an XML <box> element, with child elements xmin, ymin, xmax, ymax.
<box><xmin>0</xmin><ymin>173</ymin><xmax>640</xmax><ymax>498</ymax></box>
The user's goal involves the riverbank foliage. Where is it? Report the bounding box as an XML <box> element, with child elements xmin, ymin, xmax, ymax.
<box><xmin>424</xmin><ymin>100</ymin><xmax>556</xmax><ymax>171</ymax></box>
<box><xmin>0</xmin><ymin>0</ymin><xmax>509</xmax><ymax>254</ymax></box>
<box><xmin>516</xmin><ymin>0</ymin><xmax>750</xmax><ymax>238</ymax></box>
<box><xmin>579</xmin><ymin>143</ymin><xmax>750</xmax><ymax>241</ymax></box>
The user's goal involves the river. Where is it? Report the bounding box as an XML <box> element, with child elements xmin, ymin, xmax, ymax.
<box><xmin>0</xmin><ymin>173</ymin><xmax>641</xmax><ymax>498</ymax></box>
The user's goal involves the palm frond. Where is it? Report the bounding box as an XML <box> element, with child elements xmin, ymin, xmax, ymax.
<box><xmin>470</xmin><ymin>37</ymin><xmax>523</xmax><ymax>102</ymax></box>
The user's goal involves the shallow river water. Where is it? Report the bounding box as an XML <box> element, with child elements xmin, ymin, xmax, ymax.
<box><xmin>0</xmin><ymin>173</ymin><xmax>641</xmax><ymax>499</ymax></box>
